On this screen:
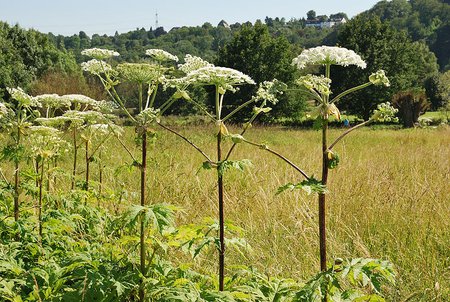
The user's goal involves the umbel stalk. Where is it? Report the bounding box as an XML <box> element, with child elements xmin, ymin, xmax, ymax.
<box><xmin>217</xmin><ymin>130</ymin><xmax>225</xmax><ymax>291</ymax></box>
<box><xmin>139</xmin><ymin>131</ymin><xmax>147</xmax><ymax>301</ymax></box>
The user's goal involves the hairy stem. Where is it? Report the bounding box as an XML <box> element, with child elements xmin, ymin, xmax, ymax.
<box><xmin>85</xmin><ymin>140</ymin><xmax>90</xmax><ymax>191</ymax></box>
<box><xmin>13</xmin><ymin>126</ymin><xmax>20</xmax><ymax>222</ymax></box>
<box><xmin>217</xmin><ymin>130</ymin><xmax>225</xmax><ymax>291</ymax></box>
<box><xmin>139</xmin><ymin>131</ymin><xmax>147</xmax><ymax>302</ymax></box>
<box><xmin>38</xmin><ymin>157</ymin><xmax>45</xmax><ymax>240</ymax></box>
<box><xmin>72</xmin><ymin>128</ymin><xmax>77</xmax><ymax>190</ymax></box>
<box><xmin>328</xmin><ymin>119</ymin><xmax>372</xmax><ymax>150</ymax></box>
<box><xmin>319</xmin><ymin>120</ymin><xmax>328</xmax><ymax>272</ymax></box>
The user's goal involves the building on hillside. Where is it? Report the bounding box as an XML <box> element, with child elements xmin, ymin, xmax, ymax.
<box><xmin>305</xmin><ymin>17</ymin><xmax>347</xmax><ymax>28</ymax></box>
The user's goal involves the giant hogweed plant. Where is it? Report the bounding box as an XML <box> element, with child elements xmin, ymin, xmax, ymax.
<box><xmin>81</xmin><ymin>47</ymin><xmax>184</xmax><ymax>300</ymax></box>
<box><xmin>156</xmin><ymin>54</ymin><xmax>286</xmax><ymax>291</ymax></box>
<box><xmin>0</xmin><ymin>88</ymin><xmax>42</xmax><ymax>222</ymax></box>
<box><xmin>238</xmin><ymin>46</ymin><xmax>397</xmax><ymax>281</ymax></box>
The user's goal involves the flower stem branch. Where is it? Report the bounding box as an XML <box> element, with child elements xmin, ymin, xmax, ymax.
<box><xmin>242</xmin><ymin>138</ymin><xmax>310</xmax><ymax>180</ymax></box>
<box><xmin>156</xmin><ymin>122</ymin><xmax>214</xmax><ymax>164</ymax></box>
<box><xmin>330</xmin><ymin>82</ymin><xmax>372</xmax><ymax>104</ymax></box>
<box><xmin>328</xmin><ymin>119</ymin><xmax>372</xmax><ymax>150</ymax></box>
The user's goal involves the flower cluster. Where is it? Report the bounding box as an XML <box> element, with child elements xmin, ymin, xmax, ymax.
<box><xmin>137</xmin><ymin>107</ymin><xmax>160</xmax><ymax>126</ymax></box>
<box><xmin>64</xmin><ymin>110</ymin><xmax>111</xmax><ymax>125</ymax></box>
<box><xmin>296</xmin><ymin>75</ymin><xmax>332</xmax><ymax>96</ymax></box>
<box><xmin>371</xmin><ymin>102</ymin><xmax>399</xmax><ymax>123</ymax></box>
<box><xmin>369</xmin><ymin>70</ymin><xmax>390</xmax><ymax>87</ymax></box>
<box><xmin>116</xmin><ymin>63</ymin><xmax>161</xmax><ymax>84</ymax></box>
<box><xmin>61</xmin><ymin>94</ymin><xmax>99</xmax><ymax>110</ymax></box>
<box><xmin>185</xmin><ymin>66</ymin><xmax>255</xmax><ymax>93</ymax></box>
<box><xmin>0</xmin><ymin>102</ymin><xmax>10</xmax><ymax>118</ymax></box>
<box><xmin>292</xmin><ymin>46</ymin><xmax>367</xmax><ymax>69</ymax></box>
<box><xmin>7</xmin><ymin>87</ymin><xmax>41</xmax><ymax>108</ymax></box>
<box><xmin>81</xmin><ymin>59</ymin><xmax>114</xmax><ymax>76</ymax></box>
<box><xmin>81</xmin><ymin>48</ymin><xmax>120</xmax><ymax>60</ymax></box>
<box><xmin>34</xmin><ymin>94</ymin><xmax>71</xmax><ymax>110</ymax></box>
<box><xmin>28</xmin><ymin>126</ymin><xmax>67</xmax><ymax>158</ymax></box>
<box><xmin>145</xmin><ymin>49</ymin><xmax>178</xmax><ymax>62</ymax></box>
<box><xmin>178</xmin><ymin>54</ymin><xmax>214</xmax><ymax>74</ymax></box>
<box><xmin>251</xmin><ymin>79</ymin><xmax>287</xmax><ymax>105</ymax></box>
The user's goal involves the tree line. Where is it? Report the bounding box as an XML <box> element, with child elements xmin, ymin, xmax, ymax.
<box><xmin>1</xmin><ymin>0</ymin><xmax>449</xmax><ymax>124</ymax></box>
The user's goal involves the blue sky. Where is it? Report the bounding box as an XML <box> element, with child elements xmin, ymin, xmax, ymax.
<box><xmin>1</xmin><ymin>0</ymin><xmax>381</xmax><ymax>36</ymax></box>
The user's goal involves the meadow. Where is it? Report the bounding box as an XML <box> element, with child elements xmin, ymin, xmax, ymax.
<box><xmin>3</xmin><ymin>124</ymin><xmax>444</xmax><ymax>300</ymax></box>
<box><xmin>142</xmin><ymin>125</ymin><xmax>449</xmax><ymax>301</ymax></box>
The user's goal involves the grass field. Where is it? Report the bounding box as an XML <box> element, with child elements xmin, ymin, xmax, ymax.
<box><xmin>1</xmin><ymin>124</ymin><xmax>449</xmax><ymax>300</ymax></box>
<box><xmin>85</xmin><ymin>124</ymin><xmax>449</xmax><ymax>301</ymax></box>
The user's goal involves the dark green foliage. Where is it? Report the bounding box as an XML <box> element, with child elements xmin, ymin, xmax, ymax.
<box><xmin>216</xmin><ymin>21</ymin><xmax>304</xmax><ymax>121</ymax></box>
<box><xmin>0</xmin><ymin>22</ymin><xmax>78</xmax><ymax>98</ymax></box>
<box><xmin>363</xmin><ymin>0</ymin><xmax>450</xmax><ymax>71</ymax></box>
<box><xmin>333</xmin><ymin>15</ymin><xmax>438</xmax><ymax>119</ymax></box>
<box><xmin>276</xmin><ymin>177</ymin><xmax>328</xmax><ymax>195</ymax></box>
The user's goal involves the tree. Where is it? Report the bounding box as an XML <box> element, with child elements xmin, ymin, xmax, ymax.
<box><xmin>333</xmin><ymin>15</ymin><xmax>438</xmax><ymax>118</ymax></box>
<box><xmin>392</xmin><ymin>90</ymin><xmax>430</xmax><ymax>127</ymax></box>
<box><xmin>307</xmin><ymin>10</ymin><xmax>317</xmax><ymax>20</ymax></box>
<box><xmin>216</xmin><ymin>21</ymin><xmax>305</xmax><ymax>121</ymax></box>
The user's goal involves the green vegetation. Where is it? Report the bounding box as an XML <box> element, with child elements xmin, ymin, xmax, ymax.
<box><xmin>0</xmin><ymin>125</ymin><xmax>448</xmax><ymax>301</ymax></box>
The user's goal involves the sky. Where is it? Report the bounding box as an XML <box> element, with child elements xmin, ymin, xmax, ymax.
<box><xmin>0</xmin><ymin>0</ymin><xmax>381</xmax><ymax>36</ymax></box>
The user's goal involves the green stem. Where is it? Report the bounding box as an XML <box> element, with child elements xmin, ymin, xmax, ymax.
<box><xmin>85</xmin><ymin>140</ymin><xmax>90</xmax><ymax>191</ymax></box>
<box><xmin>148</xmin><ymin>83</ymin><xmax>159</xmax><ymax>109</ymax></box>
<box><xmin>215</xmin><ymin>86</ymin><xmax>221</xmax><ymax>119</ymax></box>
<box><xmin>71</xmin><ymin>128</ymin><xmax>78</xmax><ymax>190</ymax></box>
<box><xmin>330</xmin><ymin>82</ymin><xmax>372</xmax><ymax>104</ymax></box>
<box><xmin>328</xmin><ymin>119</ymin><xmax>372</xmax><ymax>150</ymax></box>
<box><xmin>138</xmin><ymin>83</ymin><xmax>143</xmax><ymax>112</ymax></box>
<box><xmin>222</xmin><ymin>98</ymin><xmax>255</xmax><ymax>122</ymax></box>
<box><xmin>217</xmin><ymin>129</ymin><xmax>225</xmax><ymax>291</ymax></box>
<box><xmin>13</xmin><ymin>126</ymin><xmax>20</xmax><ymax>222</ymax></box>
<box><xmin>38</xmin><ymin>157</ymin><xmax>45</xmax><ymax>240</ymax></box>
<box><xmin>225</xmin><ymin>112</ymin><xmax>260</xmax><ymax>160</ymax></box>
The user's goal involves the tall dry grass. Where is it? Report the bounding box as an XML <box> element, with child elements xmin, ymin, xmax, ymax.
<box><xmin>2</xmin><ymin>125</ymin><xmax>448</xmax><ymax>300</ymax></box>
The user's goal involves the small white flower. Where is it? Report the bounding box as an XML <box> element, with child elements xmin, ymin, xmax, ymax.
<box><xmin>292</xmin><ymin>46</ymin><xmax>367</xmax><ymax>69</ymax></box>
<box><xmin>81</xmin><ymin>59</ymin><xmax>113</xmax><ymax>76</ymax></box>
<box><xmin>178</xmin><ymin>54</ymin><xmax>214</xmax><ymax>74</ymax></box>
<box><xmin>145</xmin><ymin>49</ymin><xmax>179</xmax><ymax>62</ymax></box>
<box><xmin>185</xmin><ymin>66</ymin><xmax>255</xmax><ymax>93</ymax></box>
<box><xmin>81</xmin><ymin>48</ymin><xmax>120</xmax><ymax>60</ymax></box>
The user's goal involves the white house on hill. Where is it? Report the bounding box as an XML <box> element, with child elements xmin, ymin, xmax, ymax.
<box><xmin>305</xmin><ymin>17</ymin><xmax>347</xmax><ymax>28</ymax></box>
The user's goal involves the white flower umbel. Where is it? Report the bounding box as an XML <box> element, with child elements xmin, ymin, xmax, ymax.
<box><xmin>292</xmin><ymin>46</ymin><xmax>367</xmax><ymax>69</ymax></box>
<box><xmin>81</xmin><ymin>59</ymin><xmax>114</xmax><ymax>76</ymax></box>
<box><xmin>185</xmin><ymin>66</ymin><xmax>255</xmax><ymax>93</ymax></box>
<box><xmin>371</xmin><ymin>102</ymin><xmax>398</xmax><ymax>122</ymax></box>
<box><xmin>145</xmin><ymin>49</ymin><xmax>178</xmax><ymax>62</ymax></box>
<box><xmin>116</xmin><ymin>63</ymin><xmax>161</xmax><ymax>84</ymax></box>
<box><xmin>61</xmin><ymin>94</ymin><xmax>99</xmax><ymax>110</ymax></box>
<box><xmin>34</xmin><ymin>94</ymin><xmax>71</xmax><ymax>110</ymax></box>
<box><xmin>296</xmin><ymin>75</ymin><xmax>332</xmax><ymax>96</ymax></box>
<box><xmin>179</xmin><ymin>54</ymin><xmax>214</xmax><ymax>74</ymax></box>
<box><xmin>251</xmin><ymin>79</ymin><xmax>287</xmax><ymax>105</ymax></box>
<box><xmin>7</xmin><ymin>87</ymin><xmax>41</xmax><ymax>108</ymax></box>
<box><xmin>0</xmin><ymin>102</ymin><xmax>9</xmax><ymax>118</ymax></box>
<box><xmin>63</xmin><ymin>110</ymin><xmax>110</xmax><ymax>125</ymax></box>
<box><xmin>81</xmin><ymin>48</ymin><xmax>120</xmax><ymax>60</ymax></box>
<box><xmin>369</xmin><ymin>70</ymin><xmax>390</xmax><ymax>87</ymax></box>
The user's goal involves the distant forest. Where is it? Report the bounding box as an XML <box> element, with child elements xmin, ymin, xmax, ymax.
<box><xmin>1</xmin><ymin>0</ymin><xmax>449</xmax><ymax>120</ymax></box>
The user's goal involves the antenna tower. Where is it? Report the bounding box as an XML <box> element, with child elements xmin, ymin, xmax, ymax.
<box><xmin>155</xmin><ymin>11</ymin><xmax>159</xmax><ymax>28</ymax></box>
